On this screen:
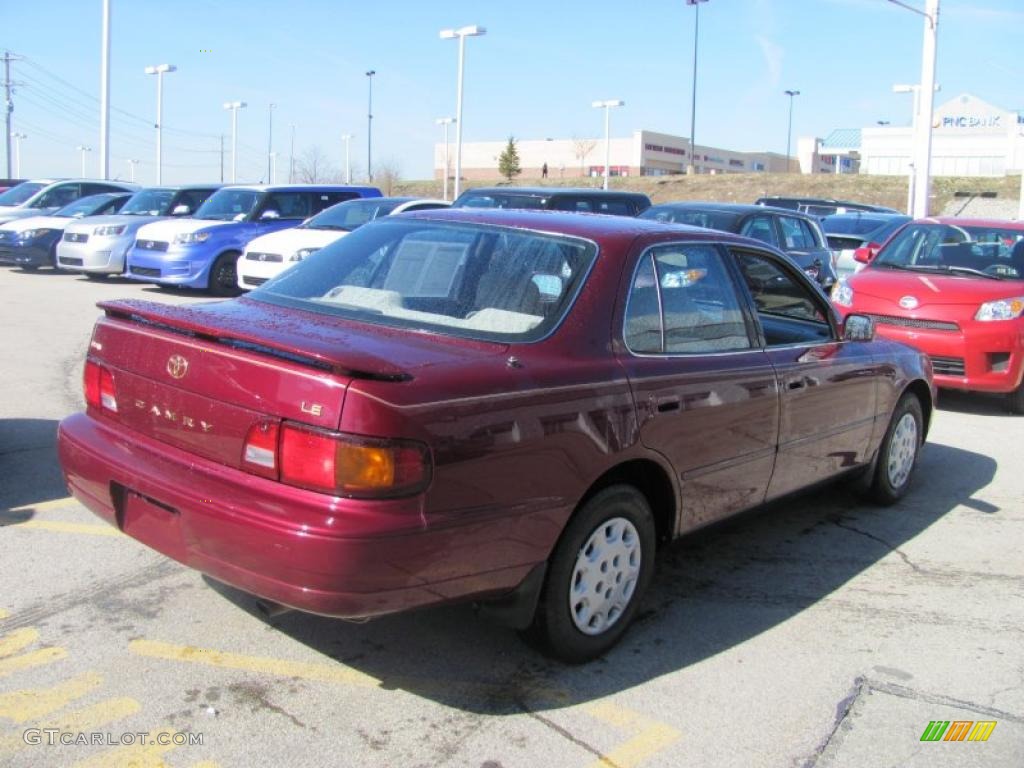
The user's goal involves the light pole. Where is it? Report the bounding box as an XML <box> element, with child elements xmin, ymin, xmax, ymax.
<box><xmin>144</xmin><ymin>64</ymin><xmax>176</xmax><ymax>184</ymax></box>
<box><xmin>592</xmin><ymin>100</ymin><xmax>624</xmax><ymax>190</ymax></box>
<box><xmin>365</xmin><ymin>70</ymin><xmax>375</xmax><ymax>181</ymax></box>
<box><xmin>269</xmin><ymin>152</ymin><xmax>277</xmax><ymax>184</ymax></box>
<box><xmin>266</xmin><ymin>103</ymin><xmax>275</xmax><ymax>183</ymax></box>
<box><xmin>784</xmin><ymin>89</ymin><xmax>800</xmax><ymax>173</ymax></box>
<box><xmin>12</xmin><ymin>132</ymin><xmax>25</xmax><ymax>177</ymax></box>
<box><xmin>288</xmin><ymin>123</ymin><xmax>295</xmax><ymax>183</ymax></box>
<box><xmin>440</xmin><ymin>25</ymin><xmax>486</xmax><ymax>200</ymax></box>
<box><xmin>686</xmin><ymin>0</ymin><xmax>708</xmax><ymax>174</ymax></box>
<box><xmin>340</xmin><ymin>133</ymin><xmax>353</xmax><ymax>184</ymax></box>
<box><xmin>876</xmin><ymin>120</ymin><xmax>891</xmax><ymax>126</ymax></box>
<box><xmin>889</xmin><ymin>0</ymin><xmax>940</xmax><ymax>218</ymax></box>
<box><xmin>99</xmin><ymin>0</ymin><xmax>111</xmax><ymax>179</ymax></box>
<box><xmin>76</xmin><ymin>145</ymin><xmax>92</xmax><ymax>177</ymax></box>
<box><xmin>435</xmin><ymin>117</ymin><xmax>455</xmax><ymax>200</ymax></box>
<box><xmin>893</xmin><ymin>82</ymin><xmax>939</xmax><ymax>215</ymax></box>
<box><xmin>127</xmin><ymin>158</ymin><xmax>138</xmax><ymax>182</ymax></box>
<box><xmin>223</xmin><ymin>101</ymin><xmax>247</xmax><ymax>183</ymax></box>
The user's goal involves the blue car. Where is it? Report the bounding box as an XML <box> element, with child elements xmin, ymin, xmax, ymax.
<box><xmin>125</xmin><ymin>184</ymin><xmax>381</xmax><ymax>294</ymax></box>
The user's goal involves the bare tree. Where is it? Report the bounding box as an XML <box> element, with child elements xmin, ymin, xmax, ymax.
<box><xmin>572</xmin><ymin>137</ymin><xmax>598</xmax><ymax>175</ymax></box>
<box><xmin>296</xmin><ymin>146</ymin><xmax>338</xmax><ymax>183</ymax></box>
<box><xmin>373</xmin><ymin>158</ymin><xmax>403</xmax><ymax>196</ymax></box>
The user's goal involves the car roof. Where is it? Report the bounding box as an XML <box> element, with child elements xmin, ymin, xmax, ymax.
<box><xmin>397</xmin><ymin>206</ymin><xmax>756</xmax><ymax>243</ymax></box>
<box><xmin>459</xmin><ymin>186</ymin><xmax>650</xmax><ymax>199</ymax></box>
<box><xmin>219</xmin><ymin>184</ymin><xmax>379</xmax><ymax>193</ymax></box>
<box><xmin>650</xmin><ymin>201</ymin><xmax>813</xmax><ymax>216</ymax></box>
<box><xmin>922</xmin><ymin>217</ymin><xmax>1024</xmax><ymax>230</ymax></box>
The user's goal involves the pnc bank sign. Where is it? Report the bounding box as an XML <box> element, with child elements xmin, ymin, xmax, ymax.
<box><xmin>940</xmin><ymin>114</ymin><xmax>1003</xmax><ymax>130</ymax></box>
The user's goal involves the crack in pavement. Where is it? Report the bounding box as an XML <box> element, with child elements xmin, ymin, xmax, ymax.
<box><xmin>799</xmin><ymin>675</ymin><xmax>865</xmax><ymax>768</ymax></box>
<box><xmin>830</xmin><ymin>519</ymin><xmax>924</xmax><ymax>574</ymax></box>
<box><xmin>515</xmin><ymin>699</ymin><xmax>617</xmax><ymax>768</ymax></box>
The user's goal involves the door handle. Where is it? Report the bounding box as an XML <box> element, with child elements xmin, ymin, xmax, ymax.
<box><xmin>786</xmin><ymin>377</ymin><xmax>806</xmax><ymax>391</ymax></box>
<box><xmin>655</xmin><ymin>396</ymin><xmax>681</xmax><ymax>413</ymax></box>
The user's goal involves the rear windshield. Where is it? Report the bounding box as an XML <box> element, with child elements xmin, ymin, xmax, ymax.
<box><xmin>640</xmin><ymin>207</ymin><xmax>741</xmax><ymax>231</ymax></box>
<box><xmin>251</xmin><ymin>219</ymin><xmax>597</xmax><ymax>342</ymax></box>
<box><xmin>454</xmin><ymin>193</ymin><xmax>547</xmax><ymax>210</ymax></box>
<box><xmin>874</xmin><ymin>223</ymin><xmax>1024</xmax><ymax>280</ymax></box>
<box><xmin>195</xmin><ymin>188</ymin><xmax>261</xmax><ymax>221</ymax></box>
<box><xmin>300</xmin><ymin>199</ymin><xmax>405</xmax><ymax>231</ymax></box>
<box><xmin>0</xmin><ymin>181</ymin><xmax>45</xmax><ymax>206</ymax></box>
<box><xmin>121</xmin><ymin>189</ymin><xmax>176</xmax><ymax>216</ymax></box>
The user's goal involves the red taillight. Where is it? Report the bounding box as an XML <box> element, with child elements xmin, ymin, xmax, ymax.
<box><xmin>83</xmin><ymin>360</ymin><xmax>117</xmax><ymax>412</ymax></box>
<box><xmin>279</xmin><ymin>423</ymin><xmax>430</xmax><ymax>498</ymax></box>
<box><xmin>242</xmin><ymin>421</ymin><xmax>280</xmax><ymax>479</ymax></box>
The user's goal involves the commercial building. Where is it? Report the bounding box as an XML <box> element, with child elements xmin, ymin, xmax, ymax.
<box><xmin>803</xmin><ymin>93</ymin><xmax>1024</xmax><ymax>177</ymax></box>
<box><xmin>435</xmin><ymin>130</ymin><xmax>791</xmax><ymax>181</ymax></box>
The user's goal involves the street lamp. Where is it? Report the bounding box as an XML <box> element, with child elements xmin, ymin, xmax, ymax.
<box><xmin>877</xmin><ymin>120</ymin><xmax>891</xmax><ymax>126</ymax></box>
<box><xmin>11</xmin><ymin>132</ymin><xmax>26</xmax><ymax>177</ymax></box>
<box><xmin>440</xmin><ymin>25</ymin><xmax>486</xmax><ymax>200</ymax></box>
<box><xmin>889</xmin><ymin>0</ymin><xmax>940</xmax><ymax>218</ymax></box>
<box><xmin>269</xmin><ymin>152</ymin><xmax>277</xmax><ymax>184</ymax></box>
<box><xmin>127</xmin><ymin>158</ymin><xmax>139</xmax><ymax>182</ymax></box>
<box><xmin>144</xmin><ymin>64</ymin><xmax>177</xmax><ymax>185</ymax></box>
<box><xmin>223</xmin><ymin>101</ymin><xmax>247</xmax><ymax>183</ymax></box>
<box><xmin>592</xmin><ymin>100</ymin><xmax>624</xmax><ymax>190</ymax></box>
<box><xmin>266</xmin><ymin>103</ymin><xmax>275</xmax><ymax>183</ymax></box>
<box><xmin>76</xmin><ymin>145</ymin><xmax>92</xmax><ymax>177</ymax></box>
<box><xmin>435</xmin><ymin>117</ymin><xmax>455</xmax><ymax>200</ymax></box>
<box><xmin>288</xmin><ymin>123</ymin><xmax>296</xmax><ymax>183</ymax></box>
<box><xmin>784</xmin><ymin>89</ymin><xmax>800</xmax><ymax>173</ymax></box>
<box><xmin>340</xmin><ymin>133</ymin><xmax>353</xmax><ymax>184</ymax></box>
<box><xmin>366</xmin><ymin>70</ymin><xmax>375</xmax><ymax>181</ymax></box>
<box><xmin>686</xmin><ymin>0</ymin><xmax>708</xmax><ymax>174</ymax></box>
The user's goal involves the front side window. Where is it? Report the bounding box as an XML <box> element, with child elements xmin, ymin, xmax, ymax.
<box><xmin>34</xmin><ymin>184</ymin><xmax>81</xmax><ymax>209</ymax></box>
<box><xmin>624</xmin><ymin>244</ymin><xmax>752</xmax><ymax>355</ymax></box>
<box><xmin>251</xmin><ymin>219</ymin><xmax>596</xmax><ymax>342</ymax></box>
<box><xmin>262</xmin><ymin>192</ymin><xmax>312</xmax><ymax>220</ymax></box>
<box><xmin>740</xmin><ymin>215</ymin><xmax>779</xmax><ymax>247</ymax></box>
<box><xmin>122</xmin><ymin>189</ymin><xmax>176</xmax><ymax>215</ymax></box>
<box><xmin>733</xmin><ymin>250</ymin><xmax>832</xmax><ymax>345</ymax></box>
<box><xmin>314</xmin><ymin>191</ymin><xmax>360</xmax><ymax>213</ymax></box>
<box><xmin>194</xmin><ymin>189</ymin><xmax>261</xmax><ymax>221</ymax></box>
<box><xmin>174</xmin><ymin>189</ymin><xmax>214</xmax><ymax>214</ymax></box>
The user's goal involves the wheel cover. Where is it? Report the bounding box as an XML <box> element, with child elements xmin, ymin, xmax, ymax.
<box><xmin>886</xmin><ymin>412</ymin><xmax>919</xmax><ymax>489</ymax></box>
<box><xmin>569</xmin><ymin>517</ymin><xmax>641</xmax><ymax>636</ymax></box>
<box><xmin>214</xmin><ymin>256</ymin><xmax>237</xmax><ymax>291</ymax></box>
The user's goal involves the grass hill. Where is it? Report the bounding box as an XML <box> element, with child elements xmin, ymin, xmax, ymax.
<box><xmin>394</xmin><ymin>173</ymin><xmax>1022</xmax><ymax>215</ymax></box>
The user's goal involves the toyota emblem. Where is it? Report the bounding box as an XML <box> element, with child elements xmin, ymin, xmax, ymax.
<box><xmin>166</xmin><ymin>354</ymin><xmax>189</xmax><ymax>379</ymax></box>
<box><xmin>898</xmin><ymin>296</ymin><xmax>919</xmax><ymax>310</ymax></box>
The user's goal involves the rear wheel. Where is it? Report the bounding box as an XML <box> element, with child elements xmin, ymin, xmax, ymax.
<box><xmin>209</xmin><ymin>251</ymin><xmax>241</xmax><ymax>296</ymax></box>
<box><xmin>867</xmin><ymin>394</ymin><xmax>923</xmax><ymax>505</ymax></box>
<box><xmin>523</xmin><ymin>485</ymin><xmax>655</xmax><ymax>663</ymax></box>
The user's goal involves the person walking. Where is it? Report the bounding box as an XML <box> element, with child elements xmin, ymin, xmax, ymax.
<box><xmin>541</xmin><ymin>162</ymin><xmax>548</xmax><ymax>179</ymax></box>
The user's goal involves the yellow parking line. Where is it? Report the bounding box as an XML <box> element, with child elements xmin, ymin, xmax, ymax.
<box><xmin>0</xmin><ymin>672</ymin><xmax>103</xmax><ymax>723</ymax></box>
<box><xmin>0</xmin><ymin>647</ymin><xmax>67</xmax><ymax>680</ymax></box>
<box><xmin>129</xmin><ymin>639</ymin><xmax>380</xmax><ymax>688</ymax></box>
<box><xmin>5</xmin><ymin>497</ymin><xmax>77</xmax><ymax>513</ymax></box>
<box><xmin>0</xmin><ymin>698</ymin><xmax>142</xmax><ymax>754</ymax></box>
<box><xmin>0</xmin><ymin>609</ymin><xmax>8</xmax><ymax>620</ymax></box>
<box><xmin>0</xmin><ymin>628</ymin><xmax>39</xmax><ymax>659</ymax></box>
<box><xmin>72</xmin><ymin>727</ymin><xmax>188</xmax><ymax>768</ymax></box>
<box><xmin>14</xmin><ymin>521</ymin><xmax>120</xmax><ymax>537</ymax></box>
<box><xmin>585</xmin><ymin>702</ymin><xmax>681</xmax><ymax>768</ymax></box>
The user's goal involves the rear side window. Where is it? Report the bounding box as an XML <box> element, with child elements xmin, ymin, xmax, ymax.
<box><xmin>740</xmin><ymin>216</ymin><xmax>779</xmax><ymax>247</ymax></box>
<box><xmin>778</xmin><ymin>216</ymin><xmax>816</xmax><ymax>250</ymax></box>
<box><xmin>624</xmin><ymin>244</ymin><xmax>752</xmax><ymax>355</ymax></box>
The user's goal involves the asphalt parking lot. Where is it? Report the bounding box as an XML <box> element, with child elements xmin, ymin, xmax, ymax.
<box><xmin>1</xmin><ymin>266</ymin><xmax>1022</xmax><ymax>768</ymax></box>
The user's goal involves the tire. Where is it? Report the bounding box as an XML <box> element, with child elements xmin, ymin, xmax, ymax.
<box><xmin>523</xmin><ymin>485</ymin><xmax>656</xmax><ymax>663</ymax></box>
<box><xmin>867</xmin><ymin>394</ymin><xmax>924</xmax><ymax>505</ymax></box>
<box><xmin>1007</xmin><ymin>382</ymin><xmax>1024</xmax><ymax>415</ymax></box>
<box><xmin>18</xmin><ymin>264</ymin><xmax>39</xmax><ymax>272</ymax></box>
<box><xmin>84</xmin><ymin>273</ymin><xmax>108</xmax><ymax>281</ymax></box>
<box><xmin>208</xmin><ymin>251</ymin><xmax>241</xmax><ymax>296</ymax></box>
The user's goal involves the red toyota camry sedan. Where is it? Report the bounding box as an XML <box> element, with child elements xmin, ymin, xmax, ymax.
<box><xmin>832</xmin><ymin>218</ymin><xmax>1024</xmax><ymax>413</ymax></box>
<box><xmin>58</xmin><ymin>209</ymin><xmax>934</xmax><ymax>662</ymax></box>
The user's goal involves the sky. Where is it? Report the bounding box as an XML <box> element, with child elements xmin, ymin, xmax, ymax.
<box><xmin>2</xmin><ymin>0</ymin><xmax>1022</xmax><ymax>185</ymax></box>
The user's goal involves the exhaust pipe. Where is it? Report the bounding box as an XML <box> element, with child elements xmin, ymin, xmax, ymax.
<box><xmin>255</xmin><ymin>599</ymin><xmax>293</xmax><ymax>619</ymax></box>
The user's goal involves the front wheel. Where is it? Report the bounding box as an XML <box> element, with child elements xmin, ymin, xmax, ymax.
<box><xmin>84</xmin><ymin>272</ymin><xmax>108</xmax><ymax>281</ymax></box>
<box><xmin>867</xmin><ymin>394</ymin><xmax>924</xmax><ymax>505</ymax></box>
<box><xmin>523</xmin><ymin>485</ymin><xmax>656</xmax><ymax>663</ymax></box>
<box><xmin>208</xmin><ymin>251</ymin><xmax>241</xmax><ymax>296</ymax></box>
<box><xmin>1007</xmin><ymin>382</ymin><xmax>1024</xmax><ymax>415</ymax></box>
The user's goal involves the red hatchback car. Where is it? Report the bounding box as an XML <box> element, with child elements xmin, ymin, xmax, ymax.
<box><xmin>833</xmin><ymin>217</ymin><xmax>1024</xmax><ymax>413</ymax></box>
<box><xmin>58</xmin><ymin>209</ymin><xmax>934</xmax><ymax>661</ymax></box>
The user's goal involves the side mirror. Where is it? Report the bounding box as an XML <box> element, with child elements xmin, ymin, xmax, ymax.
<box><xmin>853</xmin><ymin>246</ymin><xmax>873</xmax><ymax>264</ymax></box>
<box><xmin>260</xmin><ymin>209</ymin><xmax>280</xmax><ymax>221</ymax></box>
<box><xmin>842</xmin><ymin>313</ymin><xmax>875</xmax><ymax>342</ymax></box>
<box><xmin>171</xmin><ymin>204</ymin><xmax>191</xmax><ymax>216</ymax></box>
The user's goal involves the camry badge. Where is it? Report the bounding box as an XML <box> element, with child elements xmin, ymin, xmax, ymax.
<box><xmin>898</xmin><ymin>296</ymin><xmax>919</xmax><ymax>310</ymax></box>
<box><xmin>166</xmin><ymin>354</ymin><xmax>189</xmax><ymax>379</ymax></box>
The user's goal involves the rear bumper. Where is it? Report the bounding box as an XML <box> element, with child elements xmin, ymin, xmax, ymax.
<box><xmin>873</xmin><ymin>322</ymin><xmax>1023</xmax><ymax>394</ymax></box>
<box><xmin>57</xmin><ymin>412</ymin><xmax>536</xmax><ymax>618</ymax></box>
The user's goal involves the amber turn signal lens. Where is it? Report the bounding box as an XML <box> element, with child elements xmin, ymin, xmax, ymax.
<box><xmin>336</xmin><ymin>444</ymin><xmax>395</xmax><ymax>490</ymax></box>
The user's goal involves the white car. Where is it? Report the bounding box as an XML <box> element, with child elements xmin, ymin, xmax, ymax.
<box><xmin>237</xmin><ymin>197</ymin><xmax>449</xmax><ymax>289</ymax></box>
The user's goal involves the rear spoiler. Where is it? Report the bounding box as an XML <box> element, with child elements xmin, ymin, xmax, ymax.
<box><xmin>98</xmin><ymin>299</ymin><xmax>412</xmax><ymax>381</ymax></box>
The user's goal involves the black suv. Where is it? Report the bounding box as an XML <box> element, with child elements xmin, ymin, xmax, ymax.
<box><xmin>754</xmin><ymin>196</ymin><xmax>900</xmax><ymax>218</ymax></box>
<box><xmin>639</xmin><ymin>201</ymin><xmax>838</xmax><ymax>292</ymax></box>
<box><xmin>452</xmin><ymin>187</ymin><xmax>651</xmax><ymax>217</ymax></box>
